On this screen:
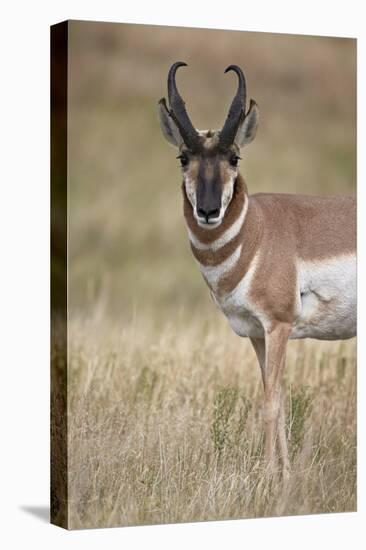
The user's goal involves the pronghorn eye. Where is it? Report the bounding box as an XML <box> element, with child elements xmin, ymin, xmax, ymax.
<box><xmin>229</xmin><ymin>154</ymin><xmax>241</xmax><ymax>167</ymax></box>
<box><xmin>177</xmin><ymin>154</ymin><xmax>189</xmax><ymax>167</ymax></box>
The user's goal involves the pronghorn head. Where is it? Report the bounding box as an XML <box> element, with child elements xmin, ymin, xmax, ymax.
<box><xmin>158</xmin><ymin>62</ymin><xmax>259</xmax><ymax>228</ymax></box>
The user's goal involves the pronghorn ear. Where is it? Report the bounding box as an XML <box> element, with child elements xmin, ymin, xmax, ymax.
<box><xmin>157</xmin><ymin>98</ymin><xmax>184</xmax><ymax>148</ymax></box>
<box><xmin>234</xmin><ymin>99</ymin><xmax>259</xmax><ymax>148</ymax></box>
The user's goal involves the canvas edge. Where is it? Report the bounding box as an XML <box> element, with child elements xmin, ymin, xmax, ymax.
<box><xmin>50</xmin><ymin>20</ymin><xmax>69</xmax><ymax>530</ymax></box>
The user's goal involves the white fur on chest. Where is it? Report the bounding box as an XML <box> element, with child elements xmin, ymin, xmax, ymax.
<box><xmin>210</xmin><ymin>252</ymin><xmax>265</xmax><ymax>338</ymax></box>
<box><xmin>292</xmin><ymin>254</ymin><xmax>356</xmax><ymax>340</ymax></box>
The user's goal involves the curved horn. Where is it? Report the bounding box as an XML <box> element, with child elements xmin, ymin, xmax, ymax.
<box><xmin>167</xmin><ymin>62</ymin><xmax>200</xmax><ymax>151</ymax></box>
<box><xmin>219</xmin><ymin>65</ymin><xmax>247</xmax><ymax>149</ymax></box>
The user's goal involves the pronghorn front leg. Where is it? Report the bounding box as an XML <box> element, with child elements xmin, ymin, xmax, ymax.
<box><xmin>251</xmin><ymin>324</ymin><xmax>291</xmax><ymax>474</ymax></box>
<box><xmin>276</xmin><ymin>383</ymin><xmax>290</xmax><ymax>478</ymax></box>
<box><xmin>263</xmin><ymin>324</ymin><xmax>291</xmax><ymax>472</ymax></box>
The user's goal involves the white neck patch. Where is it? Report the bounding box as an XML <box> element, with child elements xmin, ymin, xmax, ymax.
<box><xmin>197</xmin><ymin>244</ymin><xmax>243</xmax><ymax>292</ymax></box>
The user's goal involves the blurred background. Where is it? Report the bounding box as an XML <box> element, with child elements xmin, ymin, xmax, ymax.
<box><xmin>67</xmin><ymin>21</ymin><xmax>356</xmax><ymax>321</ymax></box>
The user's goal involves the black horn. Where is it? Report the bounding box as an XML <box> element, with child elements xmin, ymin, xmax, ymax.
<box><xmin>219</xmin><ymin>65</ymin><xmax>247</xmax><ymax>149</ymax></box>
<box><xmin>167</xmin><ymin>62</ymin><xmax>200</xmax><ymax>151</ymax></box>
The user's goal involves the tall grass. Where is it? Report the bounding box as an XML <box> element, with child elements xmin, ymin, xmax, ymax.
<box><xmin>62</xmin><ymin>314</ymin><xmax>356</xmax><ymax>529</ymax></box>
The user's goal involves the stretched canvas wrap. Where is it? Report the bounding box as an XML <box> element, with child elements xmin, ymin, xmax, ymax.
<box><xmin>51</xmin><ymin>20</ymin><xmax>357</xmax><ymax>530</ymax></box>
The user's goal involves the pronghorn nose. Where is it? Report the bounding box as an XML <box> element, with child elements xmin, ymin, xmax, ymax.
<box><xmin>197</xmin><ymin>207</ymin><xmax>220</xmax><ymax>222</ymax></box>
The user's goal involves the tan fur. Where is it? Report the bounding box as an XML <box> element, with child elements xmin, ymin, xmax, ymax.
<box><xmin>248</xmin><ymin>193</ymin><xmax>356</xmax><ymax>325</ymax></box>
<box><xmin>253</xmin><ymin>192</ymin><xmax>356</xmax><ymax>260</ymax></box>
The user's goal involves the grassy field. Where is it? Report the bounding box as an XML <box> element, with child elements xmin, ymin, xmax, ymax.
<box><xmin>64</xmin><ymin>314</ymin><xmax>356</xmax><ymax>529</ymax></box>
<box><xmin>53</xmin><ymin>22</ymin><xmax>357</xmax><ymax>528</ymax></box>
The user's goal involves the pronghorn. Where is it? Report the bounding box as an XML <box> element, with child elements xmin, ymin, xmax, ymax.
<box><xmin>158</xmin><ymin>61</ymin><xmax>356</xmax><ymax>475</ymax></box>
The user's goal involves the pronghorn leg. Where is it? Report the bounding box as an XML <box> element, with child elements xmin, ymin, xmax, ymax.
<box><xmin>249</xmin><ymin>336</ymin><xmax>267</xmax><ymax>459</ymax></box>
<box><xmin>261</xmin><ymin>324</ymin><xmax>291</xmax><ymax>472</ymax></box>
<box><xmin>277</xmin><ymin>384</ymin><xmax>290</xmax><ymax>478</ymax></box>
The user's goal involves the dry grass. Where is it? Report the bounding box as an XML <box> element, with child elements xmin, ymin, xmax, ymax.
<box><xmin>64</xmin><ymin>313</ymin><xmax>356</xmax><ymax>529</ymax></box>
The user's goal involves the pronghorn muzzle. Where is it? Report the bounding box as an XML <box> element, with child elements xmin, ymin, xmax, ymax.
<box><xmin>196</xmin><ymin>162</ymin><xmax>222</xmax><ymax>224</ymax></box>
